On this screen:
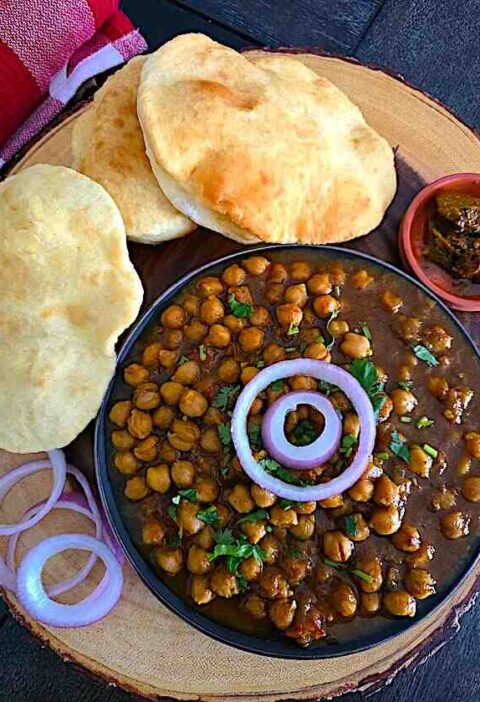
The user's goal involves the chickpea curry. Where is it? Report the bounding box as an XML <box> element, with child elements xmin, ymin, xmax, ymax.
<box><xmin>107</xmin><ymin>249</ymin><xmax>480</xmax><ymax>648</ymax></box>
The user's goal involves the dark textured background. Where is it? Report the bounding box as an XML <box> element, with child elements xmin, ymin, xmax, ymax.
<box><xmin>1</xmin><ymin>1</ymin><xmax>480</xmax><ymax>700</ymax></box>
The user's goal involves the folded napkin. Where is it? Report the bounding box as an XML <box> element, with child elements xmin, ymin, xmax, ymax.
<box><xmin>0</xmin><ymin>0</ymin><xmax>147</xmax><ymax>168</ymax></box>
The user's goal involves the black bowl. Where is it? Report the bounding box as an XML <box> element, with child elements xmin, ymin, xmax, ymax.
<box><xmin>95</xmin><ymin>244</ymin><xmax>480</xmax><ymax>659</ymax></box>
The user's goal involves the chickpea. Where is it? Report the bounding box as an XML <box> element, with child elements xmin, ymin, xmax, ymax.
<box><xmin>319</xmin><ymin>494</ymin><xmax>343</xmax><ymax>509</ymax></box>
<box><xmin>177</xmin><ymin>500</ymin><xmax>203</xmax><ymax>535</ymax></box>
<box><xmin>201</xmin><ymin>408</ymin><xmax>222</xmax><ymax>427</ymax></box>
<box><xmin>421</xmin><ymin>325</ymin><xmax>452</xmax><ymax>354</ymax></box>
<box><xmin>340</xmin><ymin>332</ymin><xmax>371</xmax><ymax>359</ymax></box>
<box><xmin>205</xmin><ymin>324</ymin><xmax>231</xmax><ymax>349</ymax></box>
<box><xmin>405</xmin><ymin>569</ymin><xmax>436</xmax><ymax>599</ymax></box>
<box><xmin>216</xmin><ymin>359</ymin><xmax>240</xmax><ymax>385</ymax></box>
<box><xmin>160</xmin><ymin>381</ymin><xmax>184</xmax><ymax>407</ymax></box>
<box><xmin>269</xmin><ymin>505</ymin><xmax>297</xmax><ymax>528</ymax></box>
<box><xmin>200</xmin><ymin>428</ymin><xmax>222</xmax><ymax>453</ymax></box>
<box><xmin>241</xmin><ymin>366</ymin><xmax>259</xmax><ymax>384</ymax></box>
<box><xmin>258</xmin><ymin>567</ymin><xmax>290</xmax><ymax>599</ymax></box>
<box><xmin>242</xmin><ymin>593</ymin><xmax>267</xmax><ymax>619</ymax></box>
<box><xmin>109</xmin><ymin>400</ymin><xmax>133</xmax><ymax>428</ymax></box>
<box><xmin>304</xmin><ymin>342</ymin><xmax>329</xmax><ymax>360</ymax></box>
<box><xmin>248</xmin><ymin>485</ymin><xmax>275</xmax><ymax>510</ymax></box>
<box><xmin>164</xmin><ymin>329</ymin><xmax>183</xmax><ymax>349</ymax></box>
<box><xmin>289</xmin><ymin>514</ymin><xmax>315</xmax><ymax>540</ymax></box>
<box><xmin>239</xmin><ymin>520</ymin><xmax>266</xmax><ymax>545</ymax></box>
<box><xmin>283</xmin><ymin>284</ymin><xmax>307</xmax><ymax>308</ymax></box>
<box><xmin>431</xmin><ymin>485</ymin><xmax>457</xmax><ymax>511</ymax></box>
<box><xmin>290</xmin><ymin>261</ymin><xmax>312</xmax><ymax>281</ymax></box>
<box><xmin>168</xmin><ymin>418</ymin><xmax>200</xmax><ymax>451</ymax></box>
<box><xmin>276</xmin><ymin>303</ymin><xmax>303</xmax><ymax>330</ymax></box>
<box><xmin>407</xmin><ymin>542</ymin><xmax>435</xmax><ymax>569</ymax></box>
<box><xmin>171</xmin><ymin>460</ymin><xmax>195</xmax><ymax>488</ymax></box>
<box><xmin>381</xmin><ymin>290</ymin><xmax>403</xmax><ymax>313</ymax></box>
<box><xmin>347</xmin><ymin>514</ymin><xmax>370</xmax><ymax>542</ymax></box>
<box><xmin>142</xmin><ymin>342</ymin><xmax>162</xmax><ymax>368</ymax></box>
<box><xmin>161</xmin><ymin>304</ymin><xmax>185</xmax><ymax>329</ymax></box>
<box><xmin>142</xmin><ymin>519</ymin><xmax>165</xmax><ymax>546</ymax></box>
<box><xmin>263</xmin><ymin>343</ymin><xmax>287</xmax><ymax>365</ymax></box>
<box><xmin>349</xmin><ymin>478</ymin><xmax>374</xmax><ymax>502</ymax></box>
<box><xmin>195</xmin><ymin>477</ymin><xmax>219</xmax><ymax>503</ymax></box>
<box><xmin>228</xmin><ymin>484</ymin><xmax>255</xmax><ymax>513</ymax></box>
<box><xmin>158</xmin><ymin>349</ymin><xmax>179</xmax><ymax>369</ymax></box>
<box><xmin>383</xmin><ymin>590</ymin><xmax>416</xmax><ymax>617</ymax></box>
<box><xmin>250</xmin><ymin>306</ymin><xmax>271</xmax><ymax>327</ymax></box>
<box><xmin>269</xmin><ymin>599</ymin><xmax>297</xmax><ymax>630</ymax></box>
<box><xmin>238</xmin><ymin>556</ymin><xmax>263</xmax><ymax>581</ymax></box>
<box><xmin>360</xmin><ymin>592</ymin><xmax>381</xmax><ymax>615</ymax></box>
<box><xmin>465</xmin><ymin>431</ymin><xmax>480</xmax><ymax>459</ymax></box>
<box><xmin>124</xmin><ymin>363</ymin><xmax>149</xmax><ymax>387</ymax></box>
<box><xmin>351</xmin><ymin>269</ymin><xmax>374</xmax><ymax>290</ymax></box>
<box><xmin>114</xmin><ymin>451</ymin><xmax>140</xmax><ymax>475</ymax></box>
<box><xmin>211</xmin><ymin>565</ymin><xmax>240</xmax><ymax>598</ymax></box>
<box><xmin>133</xmin><ymin>383</ymin><xmax>160</xmax><ymax>411</ymax></box>
<box><xmin>249</xmin><ymin>397</ymin><xmax>263</xmax><ymax>415</ymax></box>
<box><xmin>239</xmin><ymin>327</ymin><xmax>265</xmax><ymax>353</ymax></box>
<box><xmin>134</xmin><ymin>436</ymin><xmax>159</xmax><ymax>462</ymax></box>
<box><xmin>124</xmin><ymin>476</ymin><xmax>149</xmax><ymax>501</ymax></box>
<box><xmin>440</xmin><ymin>511</ymin><xmax>470</xmax><ymax>539</ymax></box>
<box><xmin>200</xmin><ymin>296</ymin><xmax>224</xmax><ymax>325</ymax></box>
<box><xmin>328</xmin><ymin>320</ymin><xmax>350</xmax><ymax>337</ymax></box>
<box><xmin>265</xmin><ymin>283</ymin><xmax>284</xmax><ymax>305</ymax></box>
<box><xmin>222</xmin><ymin>264</ymin><xmax>246</xmax><ymax>286</ymax></box>
<box><xmin>195</xmin><ymin>525</ymin><xmax>215</xmax><ymax>550</ymax></box>
<box><xmin>313</xmin><ymin>295</ymin><xmax>340</xmax><ymax>318</ymax></box>
<box><xmin>158</xmin><ymin>441</ymin><xmax>178</xmax><ymax>464</ymax></box>
<box><xmin>172</xmin><ymin>361</ymin><xmax>200</xmax><ymax>386</ymax></box>
<box><xmin>196</xmin><ymin>276</ymin><xmax>223</xmax><ymax>297</ymax></box>
<box><xmin>182</xmin><ymin>293</ymin><xmax>200</xmax><ymax>316</ymax></box>
<box><xmin>343</xmin><ymin>413</ymin><xmax>360</xmax><ymax>439</ymax></box>
<box><xmin>408</xmin><ymin>446</ymin><xmax>432</xmax><ymax>478</ymax></box>
<box><xmin>146</xmin><ymin>464</ymin><xmax>171</xmax><ymax>493</ymax></box>
<box><xmin>178</xmin><ymin>388</ymin><xmax>207</xmax><ymax>417</ymax></box>
<box><xmin>426</xmin><ymin>375</ymin><xmax>449</xmax><ymax>399</ymax></box>
<box><xmin>370</xmin><ymin>505</ymin><xmax>401</xmax><ymax>535</ymax></box>
<box><xmin>457</xmin><ymin>454</ymin><xmax>472</xmax><ymax>476</ymax></box>
<box><xmin>391</xmin><ymin>523</ymin><xmax>421</xmax><ymax>552</ymax></box>
<box><xmin>323</xmin><ymin>531</ymin><xmax>353</xmax><ymax>563</ymax></box>
<box><xmin>243</xmin><ymin>256</ymin><xmax>270</xmax><ymax>276</ymax></box>
<box><xmin>332</xmin><ymin>583</ymin><xmax>357</xmax><ymax>617</ymax></box>
<box><xmin>194</xmin><ymin>375</ymin><xmax>217</xmax><ymax>401</ymax></box>
<box><xmin>223</xmin><ymin>314</ymin><xmax>246</xmax><ymax>333</ymax></box>
<box><xmin>354</xmin><ymin>555</ymin><xmax>383</xmax><ymax>593</ymax></box>
<box><xmin>260</xmin><ymin>534</ymin><xmax>281</xmax><ymax>564</ymax></box>
<box><xmin>111</xmin><ymin>429</ymin><xmax>136</xmax><ymax>451</ymax></box>
<box><xmin>187</xmin><ymin>545</ymin><xmax>212</xmax><ymax>575</ymax></box>
<box><xmin>374</xmin><ymin>475</ymin><xmax>399</xmax><ymax>507</ymax></box>
<box><xmin>184</xmin><ymin>319</ymin><xmax>208</xmax><ymax>341</ymax></box>
<box><xmin>330</xmin><ymin>263</ymin><xmax>346</xmax><ymax>286</ymax></box>
<box><xmin>152</xmin><ymin>405</ymin><xmax>175</xmax><ymax>430</ymax></box>
<box><xmin>307</xmin><ymin>272</ymin><xmax>332</xmax><ymax>295</ymax></box>
<box><xmin>462</xmin><ymin>476</ymin><xmax>480</xmax><ymax>503</ymax></box>
<box><xmin>191</xmin><ymin>574</ymin><xmax>215</xmax><ymax>605</ymax></box>
<box><xmin>156</xmin><ymin>546</ymin><xmax>183</xmax><ymax>575</ymax></box>
<box><xmin>127</xmin><ymin>409</ymin><xmax>152</xmax><ymax>439</ymax></box>
<box><xmin>391</xmin><ymin>388</ymin><xmax>417</xmax><ymax>416</ymax></box>
<box><xmin>377</xmin><ymin>395</ymin><xmax>393</xmax><ymax>422</ymax></box>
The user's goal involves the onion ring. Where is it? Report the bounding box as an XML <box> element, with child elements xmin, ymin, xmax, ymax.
<box><xmin>261</xmin><ymin>391</ymin><xmax>342</xmax><ymax>469</ymax></box>
<box><xmin>231</xmin><ymin>359</ymin><xmax>376</xmax><ymax>501</ymax></box>
<box><xmin>16</xmin><ymin>534</ymin><xmax>124</xmax><ymax>628</ymax></box>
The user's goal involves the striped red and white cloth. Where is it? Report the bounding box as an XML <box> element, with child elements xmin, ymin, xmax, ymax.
<box><xmin>0</xmin><ymin>0</ymin><xmax>147</xmax><ymax>168</ymax></box>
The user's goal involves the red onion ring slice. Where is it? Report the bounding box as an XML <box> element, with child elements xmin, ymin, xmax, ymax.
<box><xmin>261</xmin><ymin>391</ymin><xmax>342</xmax><ymax>469</ymax></box>
<box><xmin>16</xmin><ymin>534</ymin><xmax>123</xmax><ymax>628</ymax></box>
<box><xmin>231</xmin><ymin>359</ymin><xmax>376</xmax><ymax>501</ymax></box>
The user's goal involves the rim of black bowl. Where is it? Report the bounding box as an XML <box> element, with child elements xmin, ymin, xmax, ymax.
<box><xmin>95</xmin><ymin>243</ymin><xmax>480</xmax><ymax>660</ymax></box>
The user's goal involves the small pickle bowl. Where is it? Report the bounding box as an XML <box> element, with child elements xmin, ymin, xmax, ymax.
<box><xmin>399</xmin><ymin>173</ymin><xmax>480</xmax><ymax>312</ymax></box>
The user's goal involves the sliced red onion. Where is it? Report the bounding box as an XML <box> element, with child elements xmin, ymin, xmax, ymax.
<box><xmin>0</xmin><ymin>450</ymin><xmax>66</xmax><ymax>537</ymax></box>
<box><xmin>16</xmin><ymin>534</ymin><xmax>123</xmax><ymax>628</ymax></box>
<box><xmin>231</xmin><ymin>359</ymin><xmax>376</xmax><ymax>501</ymax></box>
<box><xmin>262</xmin><ymin>391</ymin><xmax>342</xmax><ymax>469</ymax></box>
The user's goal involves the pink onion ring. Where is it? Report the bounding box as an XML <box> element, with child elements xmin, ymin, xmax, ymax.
<box><xmin>16</xmin><ymin>534</ymin><xmax>123</xmax><ymax>628</ymax></box>
<box><xmin>0</xmin><ymin>450</ymin><xmax>66</xmax><ymax>537</ymax></box>
<box><xmin>262</xmin><ymin>391</ymin><xmax>342</xmax><ymax>469</ymax></box>
<box><xmin>231</xmin><ymin>359</ymin><xmax>376</xmax><ymax>501</ymax></box>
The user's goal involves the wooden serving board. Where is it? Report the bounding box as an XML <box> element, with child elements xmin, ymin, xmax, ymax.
<box><xmin>2</xmin><ymin>52</ymin><xmax>480</xmax><ymax>701</ymax></box>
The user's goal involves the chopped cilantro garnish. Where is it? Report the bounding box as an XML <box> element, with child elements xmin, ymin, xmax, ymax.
<box><xmin>397</xmin><ymin>379</ymin><xmax>413</xmax><ymax>390</ymax></box>
<box><xmin>167</xmin><ymin>505</ymin><xmax>178</xmax><ymax>522</ymax></box>
<box><xmin>351</xmin><ymin>569</ymin><xmax>373</xmax><ymax>584</ymax></box>
<box><xmin>166</xmin><ymin>535</ymin><xmax>181</xmax><ymax>547</ymax></box>
<box><xmin>292</xmin><ymin>419</ymin><xmax>317</xmax><ymax>446</ymax></box>
<box><xmin>214</xmin><ymin>528</ymin><xmax>234</xmax><ymax>545</ymax></box>
<box><xmin>208</xmin><ymin>530</ymin><xmax>265</xmax><ymax>572</ymax></box>
<box><xmin>178</xmin><ymin>355</ymin><xmax>189</xmax><ymax>365</ymax></box>
<box><xmin>256</xmin><ymin>360</ymin><xmax>265</xmax><ymax>369</ymax></box>
<box><xmin>248</xmin><ymin>423</ymin><xmax>263</xmax><ymax>450</ymax></box>
<box><xmin>287</xmin><ymin>322</ymin><xmax>299</xmax><ymax>336</ymax></box>
<box><xmin>290</xmin><ymin>546</ymin><xmax>302</xmax><ymax>559</ymax></box>
<box><xmin>270</xmin><ymin>380</ymin><xmax>283</xmax><ymax>392</ymax></box>
<box><xmin>218</xmin><ymin>422</ymin><xmax>232</xmax><ymax>446</ymax></box>
<box><xmin>199</xmin><ymin>344</ymin><xmax>207</xmax><ymax>361</ymax></box>
<box><xmin>318</xmin><ymin>379</ymin><xmax>333</xmax><ymax>395</ymax></box>
<box><xmin>178</xmin><ymin>488</ymin><xmax>197</xmax><ymax>503</ymax></box>
<box><xmin>344</xmin><ymin>514</ymin><xmax>358</xmax><ymax>537</ymax></box>
<box><xmin>416</xmin><ymin>416</ymin><xmax>434</xmax><ymax>429</ymax></box>
<box><xmin>198</xmin><ymin>506</ymin><xmax>221</xmax><ymax>527</ymax></box>
<box><xmin>212</xmin><ymin>384</ymin><xmax>240</xmax><ymax>411</ymax></box>
<box><xmin>317</xmin><ymin>335</ymin><xmax>325</xmax><ymax>344</ymax></box>
<box><xmin>285</xmin><ymin>346</ymin><xmax>296</xmax><ymax>353</ymax></box>
<box><xmin>228</xmin><ymin>293</ymin><xmax>253</xmax><ymax>319</ymax></box>
<box><xmin>237</xmin><ymin>509</ymin><xmax>269</xmax><ymax>524</ymax></box>
<box><xmin>340</xmin><ymin>434</ymin><xmax>358</xmax><ymax>457</ymax></box>
<box><xmin>323</xmin><ymin>556</ymin><xmax>344</xmax><ymax>569</ymax></box>
<box><xmin>348</xmin><ymin>358</ymin><xmax>386</xmax><ymax>421</ymax></box>
<box><xmin>358</xmin><ymin>322</ymin><xmax>372</xmax><ymax>341</ymax></box>
<box><xmin>423</xmin><ymin>443</ymin><xmax>438</xmax><ymax>459</ymax></box>
<box><xmin>412</xmin><ymin>344</ymin><xmax>439</xmax><ymax>367</ymax></box>
<box><xmin>279</xmin><ymin>499</ymin><xmax>296</xmax><ymax>510</ymax></box>
<box><xmin>400</xmin><ymin>416</ymin><xmax>412</xmax><ymax>423</ymax></box>
<box><xmin>389</xmin><ymin>430</ymin><xmax>410</xmax><ymax>463</ymax></box>
<box><xmin>259</xmin><ymin>457</ymin><xmax>314</xmax><ymax>486</ymax></box>
<box><xmin>374</xmin><ymin>451</ymin><xmax>390</xmax><ymax>463</ymax></box>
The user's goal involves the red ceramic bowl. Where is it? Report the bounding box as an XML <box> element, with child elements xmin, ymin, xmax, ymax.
<box><xmin>399</xmin><ymin>173</ymin><xmax>480</xmax><ymax>311</ymax></box>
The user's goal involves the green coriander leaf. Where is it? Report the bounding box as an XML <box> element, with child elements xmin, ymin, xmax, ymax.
<box><xmin>212</xmin><ymin>384</ymin><xmax>240</xmax><ymax>411</ymax></box>
<box><xmin>358</xmin><ymin>322</ymin><xmax>372</xmax><ymax>341</ymax></box>
<box><xmin>292</xmin><ymin>419</ymin><xmax>317</xmax><ymax>446</ymax></box>
<box><xmin>265</xmin><ymin>525</ymin><xmax>273</xmax><ymax>532</ymax></box>
<box><xmin>290</xmin><ymin>546</ymin><xmax>302</xmax><ymax>559</ymax></box>
<box><xmin>372</xmin><ymin>393</ymin><xmax>386</xmax><ymax>421</ymax></box>
<box><xmin>259</xmin><ymin>457</ymin><xmax>314</xmax><ymax>486</ymax></box>
<box><xmin>348</xmin><ymin>359</ymin><xmax>386</xmax><ymax>421</ymax></box>
<box><xmin>237</xmin><ymin>509</ymin><xmax>269</xmax><ymax>524</ymax></box>
<box><xmin>423</xmin><ymin>443</ymin><xmax>438</xmax><ymax>458</ymax></box>
<box><xmin>218</xmin><ymin>422</ymin><xmax>232</xmax><ymax>446</ymax></box>
<box><xmin>317</xmin><ymin>335</ymin><xmax>325</xmax><ymax>344</ymax></box>
<box><xmin>344</xmin><ymin>515</ymin><xmax>358</xmax><ymax>537</ymax></box>
<box><xmin>248</xmin><ymin>423</ymin><xmax>263</xmax><ymax>450</ymax></box>
<box><xmin>287</xmin><ymin>322</ymin><xmax>299</xmax><ymax>336</ymax></box>
<box><xmin>279</xmin><ymin>499</ymin><xmax>296</xmax><ymax>510</ymax></box>
<box><xmin>256</xmin><ymin>360</ymin><xmax>265</xmax><ymax>369</ymax></box>
<box><xmin>350</xmin><ymin>569</ymin><xmax>373</xmax><ymax>584</ymax></box>
<box><xmin>199</xmin><ymin>344</ymin><xmax>207</xmax><ymax>362</ymax></box>
<box><xmin>270</xmin><ymin>380</ymin><xmax>283</xmax><ymax>392</ymax></box>
<box><xmin>318</xmin><ymin>379</ymin><xmax>333</xmax><ymax>395</ymax></box>
<box><xmin>214</xmin><ymin>528</ymin><xmax>234</xmax><ymax>545</ymax></box>
<box><xmin>374</xmin><ymin>451</ymin><xmax>390</xmax><ymax>462</ymax></box>
<box><xmin>412</xmin><ymin>344</ymin><xmax>439</xmax><ymax>367</ymax></box>
<box><xmin>340</xmin><ymin>434</ymin><xmax>358</xmax><ymax>457</ymax></box>
<box><xmin>285</xmin><ymin>346</ymin><xmax>296</xmax><ymax>353</ymax></box>
<box><xmin>178</xmin><ymin>355</ymin><xmax>189</xmax><ymax>365</ymax></box>
<box><xmin>178</xmin><ymin>488</ymin><xmax>197</xmax><ymax>503</ymax></box>
<box><xmin>236</xmin><ymin>574</ymin><xmax>249</xmax><ymax>591</ymax></box>
<box><xmin>228</xmin><ymin>293</ymin><xmax>253</xmax><ymax>319</ymax></box>
<box><xmin>167</xmin><ymin>505</ymin><xmax>178</xmax><ymax>522</ymax></box>
<box><xmin>198</xmin><ymin>506</ymin><xmax>220</xmax><ymax>526</ymax></box>
<box><xmin>416</xmin><ymin>416</ymin><xmax>434</xmax><ymax>429</ymax></box>
<box><xmin>397</xmin><ymin>379</ymin><xmax>413</xmax><ymax>391</ymax></box>
<box><xmin>166</xmin><ymin>535</ymin><xmax>181</xmax><ymax>547</ymax></box>
<box><xmin>389</xmin><ymin>430</ymin><xmax>410</xmax><ymax>463</ymax></box>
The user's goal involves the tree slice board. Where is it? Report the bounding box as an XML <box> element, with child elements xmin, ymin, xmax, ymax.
<box><xmin>2</xmin><ymin>51</ymin><xmax>480</xmax><ymax>701</ymax></box>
